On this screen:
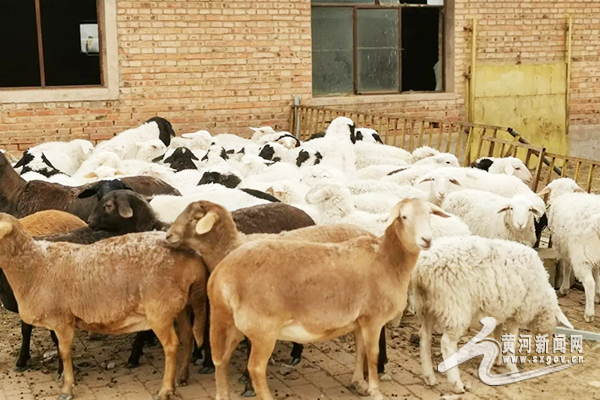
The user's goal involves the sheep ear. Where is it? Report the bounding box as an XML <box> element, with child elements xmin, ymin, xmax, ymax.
<box><xmin>195</xmin><ymin>211</ymin><xmax>219</xmax><ymax>235</ymax></box>
<box><xmin>418</xmin><ymin>177</ymin><xmax>433</xmax><ymax>184</ymax></box>
<box><xmin>531</xmin><ymin>207</ymin><xmax>544</xmax><ymax>218</ymax></box>
<box><xmin>497</xmin><ymin>205</ymin><xmax>511</xmax><ymax>214</ymax></box>
<box><xmin>449</xmin><ymin>178</ymin><xmax>462</xmax><ymax>186</ymax></box>
<box><xmin>114</xmin><ymin>170</ymin><xmax>125</xmax><ymax>176</ymax></box>
<box><xmin>430</xmin><ymin>204</ymin><xmax>451</xmax><ymax>218</ymax></box>
<box><xmin>504</xmin><ymin>164</ymin><xmax>515</xmax><ymax>175</ymax></box>
<box><xmin>0</xmin><ymin>221</ymin><xmax>12</xmax><ymax>239</ymax></box>
<box><xmin>537</xmin><ymin>186</ymin><xmax>551</xmax><ymax>197</ymax></box>
<box><xmin>77</xmin><ymin>184</ymin><xmax>98</xmax><ymax>198</ymax></box>
<box><xmin>574</xmin><ymin>186</ymin><xmax>585</xmax><ymax>193</ymax></box>
<box><xmin>117</xmin><ymin>200</ymin><xmax>134</xmax><ymax>219</ymax></box>
<box><xmin>82</xmin><ymin>143</ymin><xmax>93</xmax><ymax>155</ymax></box>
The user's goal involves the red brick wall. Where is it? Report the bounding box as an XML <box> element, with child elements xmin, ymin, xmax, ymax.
<box><xmin>0</xmin><ymin>0</ymin><xmax>313</xmax><ymax>150</ymax></box>
<box><xmin>0</xmin><ymin>0</ymin><xmax>599</xmax><ymax>151</ymax></box>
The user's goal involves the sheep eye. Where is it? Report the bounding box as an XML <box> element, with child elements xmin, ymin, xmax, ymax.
<box><xmin>402</xmin><ymin>215</ymin><xmax>407</xmax><ymax>220</ymax></box>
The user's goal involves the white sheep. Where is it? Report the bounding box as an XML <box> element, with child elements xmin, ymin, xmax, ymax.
<box><xmin>94</xmin><ymin>120</ymin><xmax>167</xmax><ymax>159</ymax></box>
<box><xmin>442</xmin><ymin>189</ymin><xmax>541</xmax><ymax>246</ymax></box>
<box><xmin>412</xmin><ymin>235</ymin><xmax>573</xmax><ymax>393</ymax></box>
<box><xmin>212</xmin><ymin>133</ymin><xmax>253</xmax><ymax>150</ymax></box>
<box><xmin>411</xmin><ymin>146</ymin><xmax>440</xmax><ymax>163</ymax></box>
<box><xmin>178</xmin><ymin>130</ymin><xmax>214</xmax><ymax>150</ymax></box>
<box><xmin>538</xmin><ymin>178</ymin><xmax>600</xmax><ymax>322</ymax></box>
<box><xmin>381</xmin><ymin>154</ymin><xmax>460</xmax><ymax>186</ymax></box>
<box><xmin>135</xmin><ymin>140</ymin><xmax>167</xmax><ymax>162</ymax></box>
<box><xmin>382</xmin><ymin>165</ymin><xmax>441</xmax><ymax>186</ymax></box>
<box><xmin>31</xmin><ymin>139</ymin><xmax>94</xmax><ymax>176</ymax></box>
<box><xmin>356</xmin><ymin>164</ymin><xmax>410</xmax><ymax>180</ymax></box>
<box><xmin>249</xmin><ymin>126</ymin><xmax>278</xmax><ymax>142</ymax></box>
<box><xmin>415</xmin><ymin>167</ymin><xmax>544</xmax><ymax>214</ymax></box>
<box><xmin>72</xmin><ymin>151</ymin><xmax>123</xmax><ymax>179</ymax></box>
<box><xmin>353</xmin><ymin>128</ymin><xmax>383</xmax><ymax>144</ymax></box>
<box><xmin>302</xmin><ymin>117</ymin><xmax>357</xmax><ymax>172</ymax></box>
<box><xmin>150</xmin><ymin>184</ymin><xmax>269</xmax><ymax>223</ymax></box>
<box><xmin>471</xmin><ymin>156</ymin><xmax>532</xmax><ymax>184</ymax></box>
<box><xmin>353</xmin><ymin>141</ymin><xmax>413</xmax><ymax>167</ymax></box>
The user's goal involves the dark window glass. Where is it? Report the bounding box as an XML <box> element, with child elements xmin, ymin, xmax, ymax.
<box><xmin>40</xmin><ymin>0</ymin><xmax>101</xmax><ymax>86</ymax></box>
<box><xmin>0</xmin><ymin>0</ymin><xmax>41</xmax><ymax>87</ymax></box>
<box><xmin>311</xmin><ymin>0</ymin><xmax>374</xmax><ymax>3</ymax></box>
<box><xmin>311</xmin><ymin>2</ymin><xmax>444</xmax><ymax>96</ymax></box>
<box><xmin>402</xmin><ymin>7</ymin><xmax>441</xmax><ymax>91</ymax></box>
<box><xmin>311</xmin><ymin>7</ymin><xmax>354</xmax><ymax>96</ymax></box>
<box><xmin>357</xmin><ymin>9</ymin><xmax>399</xmax><ymax>93</ymax></box>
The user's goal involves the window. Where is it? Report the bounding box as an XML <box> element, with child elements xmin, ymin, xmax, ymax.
<box><xmin>0</xmin><ymin>0</ymin><xmax>102</xmax><ymax>88</ymax></box>
<box><xmin>311</xmin><ymin>0</ymin><xmax>446</xmax><ymax>96</ymax></box>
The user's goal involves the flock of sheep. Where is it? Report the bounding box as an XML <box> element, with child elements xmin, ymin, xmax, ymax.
<box><xmin>0</xmin><ymin>115</ymin><xmax>596</xmax><ymax>400</ymax></box>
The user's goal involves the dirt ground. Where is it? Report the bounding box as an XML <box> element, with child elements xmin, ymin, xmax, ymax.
<box><xmin>0</xmin><ymin>289</ymin><xmax>599</xmax><ymax>400</ymax></box>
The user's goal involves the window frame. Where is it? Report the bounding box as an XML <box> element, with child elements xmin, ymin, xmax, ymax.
<box><xmin>0</xmin><ymin>0</ymin><xmax>118</xmax><ymax>103</ymax></box>
<box><xmin>311</xmin><ymin>0</ymin><xmax>447</xmax><ymax>97</ymax></box>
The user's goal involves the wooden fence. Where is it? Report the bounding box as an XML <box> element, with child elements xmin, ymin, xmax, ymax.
<box><xmin>290</xmin><ymin>105</ymin><xmax>600</xmax><ymax>194</ymax></box>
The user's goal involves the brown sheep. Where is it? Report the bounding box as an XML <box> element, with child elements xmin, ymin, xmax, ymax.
<box><xmin>166</xmin><ymin>201</ymin><xmax>378</xmax><ymax>395</ymax></box>
<box><xmin>1</xmin><ymin>211</ymin><xmax>87</xmax><ymax>371</ymax></box>
<box><xmin>0</xmin><ymin>214</ymin><xmax>207</xmax><ymax>400</ymax></box>
<box><xmin>20</xmin><ymin>210</ymin><xmax>87</xmax><ymax>237</ymax></box>
<box><xmin>205</xmin><ymin>199</ymin><xmax>449</xmax><ymax>400</ymax></box>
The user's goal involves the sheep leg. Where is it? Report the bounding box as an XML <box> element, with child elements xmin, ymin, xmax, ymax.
<box><xmin>593</xmin><ymin>268</ymin><xmax>600</xmax><ymax>304</ymax></box>
<box><xmin>50</xmin><ymin>330</ymin><xmax>63</xmax><ymax>377</ymax></box>
<box><xmin>246</xmin><ymin>334</ymin><xmax>278</xmax><ymax>400</ymax></box>
<box><xmin>199</xmin><ymin>307</ymin><xmax>215</xmax><ymax>373</ymax></box>
<box><xmin>351</xmin><ymin>330</ymin><xmax>369</xmax><ymax>396</ymax></box>
<box><xmin>558</xmin><ymin>260</ymin><xmax>572</xmax><ymax>297</ymax></box>
<box><xmin>361</xmin><ymin>322</ymin><xmax>385</xmax><ymax>400</ymax></box>
<box><xmin>289</xmin><ymin>343</ymin><xmax>303</xmax><ymax>366</ymax></box>
<box><xmin>126</xmin><ymin>331</ymin><xmax>150</xmax><ymax>368</ymax></box>
<box><xmin>238</xmin><ymin>338</ymin><xmax>251</xmax><ymax>385</ymax></box>
<box><xmin>419</xmin><ymin>315</ymin><xmax>436</xmax><ymax>386</ymax></box>
<box><xmin>378</xmin><ymin>326</ymin><xmax>389</xmax><ymax>380</ymax></box>
<box><xmin>440</xmin><ymin>331</ymin><xmax>465</xmax><ymax>394</ymax></box>
<box><xmin>54</xmin><ymin>326</ymin><xmax>75</xmax><ymax>400</ymax></box>
<box><xmin>492</xmin><ymin>324</ymin><xmax>504</xmax><ymax>367</ymax></box>
<box><xmin>176</xmin><ymin>310</ymin><xmax>194</xmax><ymax>386</ymax></box>
<box><xmin>15</xmin><ymin>321</ymin><xmax>33</xmax><ymax>372</ymax></box>
<box><xmin>580</xmin><ymin>268</ymin><xmax>596</xmax><ymax>322</ymax></box>
<box><xmin>211</xmin><ymin>319</ymin><xmax>244</xmax><ymax>400</ymax></box>
<box><xmin>503</xmin><ymin>323</ymin><xmax>520</xmax><ymax>373</ymax></box>
<box><xmin>240</xmin><ymin>339</ymin><xmax>255</xmax><ymax>397</ymax></box>
<box><xmin>152</xmin><ymin>322</ymin><xmax>180</xmax><ymax>400</ymax></box>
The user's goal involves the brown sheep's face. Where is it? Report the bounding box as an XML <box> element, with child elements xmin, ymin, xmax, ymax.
<box><xmin>389</xmin><ymin>199</ymin><xmax>450</xmax><ymax>252</ymax></box>
<box><xmin>165</xmin><ymin>200</ymin><xmax>222</xmax><ymax>250</ymax></box>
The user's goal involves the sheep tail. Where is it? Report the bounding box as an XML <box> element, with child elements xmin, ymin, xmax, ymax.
<box><xmin>555</xmin><ymin>307</ymin><xmax>574</xmax><ymax>329</ymax></box>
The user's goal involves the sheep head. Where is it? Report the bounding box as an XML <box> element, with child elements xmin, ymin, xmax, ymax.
<box><xmin>388</xmin><ymin>199</ymin><xmax>450</xmax><ymax>251</ymax></box>
<box><xmin>417</xmin><ymin>174</ymin><xmax>462</xmax><ymax>205</ymax></box>
<box><xmin>166</xmin><ymin>200</ymin><xmax>230</xmax><ymax>250</ymax></box>
<box><xmin>88</xmin><ymin>190</ymin><xmax>156</xmax><ymax>233</ymax></box>
<box><xmin>537</xmin><ymin>178</ymin><xmax>585</xmax><ymax>204</ymax></box>
<box><xmin>497</xmin><ymin>195</ymin><xmax>542</xmax><ymax>231</ymax></box>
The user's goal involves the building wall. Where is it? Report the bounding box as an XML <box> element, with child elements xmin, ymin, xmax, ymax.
<box><xmin>0</xmin><ymin>0</ymin><xmax>313</xmax><ymax>150</ymax></box>
<box><xmin>0</xmin><ymin>0</ymin><xmax>599</xmax><ymax>156</ymax></box>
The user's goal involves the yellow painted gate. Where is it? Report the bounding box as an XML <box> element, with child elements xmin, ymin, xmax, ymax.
<box><xmin>473</xmin><ymin>63</ymin><xmax>569</xmax><ymax>155</ymax></box>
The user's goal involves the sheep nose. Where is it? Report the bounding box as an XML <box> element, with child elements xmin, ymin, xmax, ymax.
<box><xmin>420</xmin><ymin>237</ymin><xmax>432</xmax><ymax>249</ymax></box>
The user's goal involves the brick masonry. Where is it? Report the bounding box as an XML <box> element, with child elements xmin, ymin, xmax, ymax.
<box><xmin>0</xmin><ymin>0</ymin><xmax>598</xmax><ymax>151</ymax></box>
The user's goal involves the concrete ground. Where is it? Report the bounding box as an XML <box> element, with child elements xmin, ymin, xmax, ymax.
<box><xmin>1</xmin><ymin>289</ymin><xmax>599</xmax><ymax>400</ymax></box>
